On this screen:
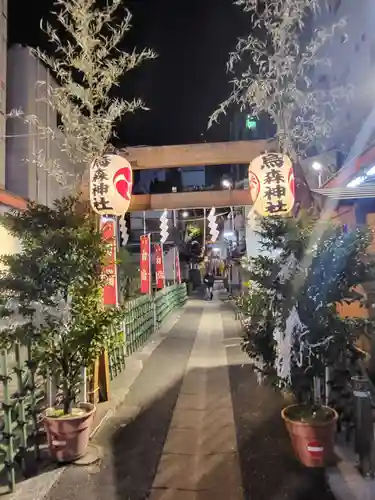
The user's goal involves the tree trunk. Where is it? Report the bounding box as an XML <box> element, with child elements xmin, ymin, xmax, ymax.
<box><xmin>63</xmin><ymin>378</ymin><xmax>73</xmax><ymax>415</ymax></box>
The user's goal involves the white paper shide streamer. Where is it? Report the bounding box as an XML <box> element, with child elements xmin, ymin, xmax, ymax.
<box><xmin>207</xmin><ymin>207</ymin><xmax>219</xmax><ymax>242</ymax></box>
<box><xmin>274</xmin><ymin>306</ymin><xmax>306</xmax><ymax>384</ymax></box>
<box><xmin>277</xmin><ymin>253</ymin><xmax>298</xmax><ymax>283</ymax></box>
<box><xmin>160</xmin><ymin>210</ymin><xmax>169</xmax><ymax>244</ymax></box>
<box><xmin>119</xmin><ymin>213</ymin><xmax>129</xmax><ymax>246</ymax></box>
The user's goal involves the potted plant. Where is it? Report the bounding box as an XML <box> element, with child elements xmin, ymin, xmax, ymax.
<box><xmin>0</xmin><ymin>196</ymin><xmax>123</xmax><ymax>462</ymax></box>
<box><xmin>239</xmin><ymin>215</ymin><xmax>375</xmax><ymax>467</ymax></box>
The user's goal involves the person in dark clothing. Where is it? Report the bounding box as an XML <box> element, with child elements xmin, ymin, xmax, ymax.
<box><xmin>203</xmin><ymin>272</ymin><xmax>214</xmax><ymax>300</ymax></box>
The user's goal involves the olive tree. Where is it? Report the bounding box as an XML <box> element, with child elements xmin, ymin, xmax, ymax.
<box><xmin>209</xmin><ymin>0</ymin><xmax>349</xmax><ymax>159</ymax></box>
<box><xmin>9</xmin><ymin>0</ymin><xmax>156</xmax><ymax>187</ymax></box>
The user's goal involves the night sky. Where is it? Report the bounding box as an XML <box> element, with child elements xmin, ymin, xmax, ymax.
<box><xmin>8</xmin><ymin>0</ymin><xmax>247</xmax><ymax>147</ymax></box>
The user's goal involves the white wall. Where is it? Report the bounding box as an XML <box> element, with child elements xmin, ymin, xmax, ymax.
<box><xmin>0</xmin><ymin>0</ymin><xmax>7</xmax><ymax>188</ymax></box>
<box><xmin>0</xmin><ymin>204</ymin><xmax>21</xmax><ymax>269</ymax></box>
<box><xmin>244</xmin><ymin>206</ymin><xmax>263</xmax><ymax>259</ymax></box>
<box><xmin>6</xmin><ymin>45</ymin><xmax>77</xmax><ymax>205</ymax></box>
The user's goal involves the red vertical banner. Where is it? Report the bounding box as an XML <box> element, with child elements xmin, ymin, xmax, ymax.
<box><xmin>154</xmin><ymin>244</ymin><xmax>165</xmax><ymax>290</ymax></box>
<box><xmin>175</xmin><ymin>247</ymin><xmax>181</xmax><ymax>284</ymax></box>
<box><xmin>100</xmin><ymin>217</ymin><xmax>118</xmax><ymax>306</ymax></box>
<box><xmin>140</xmin><ymin>234</ymin><xmax>151</xmax><ymax>294</ymax></box>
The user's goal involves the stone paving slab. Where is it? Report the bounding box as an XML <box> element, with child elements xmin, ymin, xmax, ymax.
<box><xmin>151</xmin><ymin>302</ymin><xmax>242</xmax><ymax>499</ymax></box>
<box><xmin>221</xmin><ymin>301</ymin><xmax>336</xmax><ymax>500</ymax></box>
<box><xmin>149</xmin><ymin>489</ymin><xmax>197</xmax><ymax>500</ymax></box>
<box><xmin>36</xmin><ymin>294</ymin><xmax>338</xmax><ymax>500</ymax></box>
<box><xmin>43</xmin><ymin>302</ymin><xmax>203</xmax><ymax>500</ymax></box>
<box><xmin>327</xmin><ymin>442</ymin><xmax>375</xmax><ymax>500</ymax></box>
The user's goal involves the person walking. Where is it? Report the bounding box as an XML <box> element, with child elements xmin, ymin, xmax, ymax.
<box><xmin>203</xmin><ymin>271</ymin><xmax>214</xmax><ymax>300</ymax></box>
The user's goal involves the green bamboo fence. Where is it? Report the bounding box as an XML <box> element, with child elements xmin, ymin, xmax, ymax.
<box><xmin>0</xmin><ymin>343</ymin><xmax>45</xmax><ymax>493</ymax></box>
<box><xmin>0</xmin><ymin>283</ymin><xmax>187</xmax><ymax>491</ymax></box>
<box><xmin>106</xmin><ymin>284</ymin><xmax>187</xmax><ymax>381</ymax></box>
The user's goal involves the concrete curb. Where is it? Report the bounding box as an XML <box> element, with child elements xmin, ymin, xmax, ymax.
<box><xmin>89</xmin><ymin>307</ymin><xmax>183</xmax><ymax>439</ymax></box>
<box><xmin>326</xmin><ymin>445</ymin><xmax>375</xmax><ymax>500</ymax></box>
<box><xmin>6</xmin><ymin>307</ymin><xmax>185</xmax><ymax>500</ymax></box>
<box><xmin>5</xmin><ymin>467</ymin><xmax>66</xmax><ymax>500</ymax></box>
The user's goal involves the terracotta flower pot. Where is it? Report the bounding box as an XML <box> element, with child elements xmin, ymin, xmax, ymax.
<box><xmin>44</xmin><ymin>402</ymin><xmax>96</xmax><ymax>463</ymax></box>
<box><xmin>281</xmin><ymin>404</ymin><xmax>338</xmax><ymax>468</ymax></box>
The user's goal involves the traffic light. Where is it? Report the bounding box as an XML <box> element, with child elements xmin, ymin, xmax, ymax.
<box><xmin>245</xmin><ymin>114</ymin><xmax>257</xmax><ymax>130</ymax></box>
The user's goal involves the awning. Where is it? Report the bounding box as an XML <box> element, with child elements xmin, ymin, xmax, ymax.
<box><xmin>312</xmin><ymin>185</ymin><xmax>375</xmax><ymax>199</ymax></box>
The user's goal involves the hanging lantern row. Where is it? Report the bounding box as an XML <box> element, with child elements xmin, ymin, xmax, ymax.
<box><xmin>248</xmin><ymin>152</ymin><xmax>295</xmax><ymax>218</ymax></box>
<box><xmin>160</xmin><ymin>209</ymin><xmax>169</xmax><ymax>244</ymax></box>
<box><xmin>90</xmin><ymin>154</ymin><xmax>133</xmax><ymax>216</ymax></box>
<box><xmin>208</xmin><ymin>207</ymin><xmax>219</xmax><ymax>243</ymax></box>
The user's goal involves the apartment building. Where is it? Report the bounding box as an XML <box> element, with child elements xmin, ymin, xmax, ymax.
<box><xmin>6</xmin><ymin>44</ymin><xmax>76</xmax><ymax>205</ymax></box>
<box><xmin>311</xmin><ymin>0</ymin><xmax>375</xmax><ymax>161</ymax></box>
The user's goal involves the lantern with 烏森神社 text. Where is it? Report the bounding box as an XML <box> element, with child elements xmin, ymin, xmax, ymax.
<box><xmin>248</xmin><ymin>153</ymin><xmax>295</xmax><ymax>217</ymax></box>
<box><xmin>90</xmin><ymin>154</ymin><xmax>133</xmax><ymax>216</ymax></box>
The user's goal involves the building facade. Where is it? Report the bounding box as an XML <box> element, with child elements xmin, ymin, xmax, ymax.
<box><xmin>0</xmin><ymin>189</ymin><xmax>25</xmax><ymax>269</ymax></box>
<box><xmin>313</xmin><ymin>0</ymin><xmax>375</xmax><ymax>161</ymax></box>
<box><xmin>6</xmin><ymin>45</ymin><xmax>76</xmax><ymax>205</ymax></box>
<box><xmin>0</xmin><ymin>0</ymin><xmax>7</xmax><ymax>189</ymax></box>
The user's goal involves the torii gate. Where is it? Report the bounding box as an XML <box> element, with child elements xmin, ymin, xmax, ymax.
<box><xmin>122</xmin><ymin>139</ymin><xmax>274</xmax><ymax>210</ymax></box>
<box><xmin>95</xmin><ymin>138</ymin><xmax>295</xmax><ymax>403</ymax></box>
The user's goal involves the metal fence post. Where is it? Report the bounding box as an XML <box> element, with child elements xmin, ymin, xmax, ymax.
<box><xmin>352</xmin><ymin>375</ymin><xmax>375</xmax><ymax>476</ymax></box>
<box><xmin>79</xmin><ymin>367</ymin><xmax>87</xmax><ymax>403</ymax></box>
<box><xmin>153</xmin><ymin>297</ymin><xmax>157</xmax><ymax>332</ymax></box>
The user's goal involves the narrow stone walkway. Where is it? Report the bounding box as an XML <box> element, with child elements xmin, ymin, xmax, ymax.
<box><xmin>45</xmin><ymin>294</ymin><xmax>336</xmax><ymax>500</ymax></box>
<box><xmin>150</xmin><ymin>300</ymin><xmax>242</xmax><ymax>499</ymax></box>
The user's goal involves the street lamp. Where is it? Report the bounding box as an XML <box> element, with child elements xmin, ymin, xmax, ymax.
<box><xmin>182</xmin><ymin>210</ymin><xmax>189</xmax><ymax>218</ymax></box>
<box><xmin>311</xmin><ymin>161</ymin><xmax>323</xmax><ymax>187</ymax></box>
<box><xmin>221</xmin><ymin>178</ymin><xmax>232</xmax><ymax>189</ymax></box>
<box><xmin>224</xmin><ymin>231</ymin><xmax>234</xmax><ymax>238</ymax></box>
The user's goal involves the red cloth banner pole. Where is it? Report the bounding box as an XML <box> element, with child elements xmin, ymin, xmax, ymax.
<box><xmin>100</xmin><ymin>216</ymin><xmax>118</xmax><ymax>306</ymax></box>
<box><xmin>175</xmin><ymin>247</ymin><xmax>181</xmax><ymax>284</ymax></box>
<box><xmin>154</xmin><ymin>243</ymin><xmax>165</xmax><ymax>290</ymax></box>
<box><xmin>140</xmin><ymin>234</ymin><xmax>152</xmax><ymax>294</ymax></box>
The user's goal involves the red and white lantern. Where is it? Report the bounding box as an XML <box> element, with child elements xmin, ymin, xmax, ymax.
<box><xmin>90</xmin><ymin>154</ymin><xmax>133</xmax><ymax>216</ymax></box>
<box><xmin>249</xmin><ymin>153</ymin><xmax>295</xmax><ymax>217</ymax></box>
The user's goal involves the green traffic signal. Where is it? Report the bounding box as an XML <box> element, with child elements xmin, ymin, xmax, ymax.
<box><xmin>245</xmin><ymin>115</ymin><xmax>257</xmax><ymax>130</ymax></box>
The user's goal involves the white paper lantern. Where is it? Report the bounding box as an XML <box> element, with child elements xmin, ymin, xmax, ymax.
<box><xmin>90</xmin><ymin>154</ymin><xmax>133</xmax><ymax>216</ymax></box>
<box><xmin>248</xmin><ymin>153</ymin><xmax>295</xmax><ymax>217</ymax></box>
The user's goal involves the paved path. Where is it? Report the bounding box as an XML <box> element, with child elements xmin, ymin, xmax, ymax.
<box><xmin>45</xmin><ymin>295</ymin><xmax>336</xmax><ymax>500</ymax></box>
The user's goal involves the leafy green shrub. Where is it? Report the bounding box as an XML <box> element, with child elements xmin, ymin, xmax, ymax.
<box><xmin>0</xmin><ymin>196</ymin><xmax>124</xmax><ymax>414</ymax></box>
